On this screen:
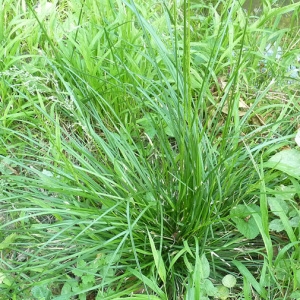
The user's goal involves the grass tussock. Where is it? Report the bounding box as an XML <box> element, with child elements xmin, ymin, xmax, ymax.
<box><xmin>1</xmin><ymin>0</ymin><xmax>300</xmax><ymax>299</ymax></box>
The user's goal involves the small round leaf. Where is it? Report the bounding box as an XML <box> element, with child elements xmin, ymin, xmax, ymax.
<box><xmin>222</xmin><ymin>274</ymin><xmax>237</xmax><ymax>288</ymax></box>
<box><xmin>217</xmin><ymin>286</ymin><xmax>229</xmax><ymax>300</ymax></box>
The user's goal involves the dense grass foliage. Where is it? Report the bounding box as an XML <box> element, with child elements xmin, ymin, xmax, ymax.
<box><xmin>1</xmin><ymin>0</ymin><xmax>300</xmax><ymax>299</ymax></box>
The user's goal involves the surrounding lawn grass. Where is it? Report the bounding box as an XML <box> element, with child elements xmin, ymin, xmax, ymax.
<box><xmin>1</xmin><ymin>0</ymin><xmax>300</xmax><ymax>299</ymax></box>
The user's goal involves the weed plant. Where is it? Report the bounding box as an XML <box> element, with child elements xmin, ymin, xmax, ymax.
<box><xmin>0</xmin><ymin>0</ymin><xmax>300</xmax><ymax>299</ymax></box>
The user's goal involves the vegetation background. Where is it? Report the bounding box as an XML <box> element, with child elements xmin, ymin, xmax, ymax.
<box><xmin>0</xmin><ymin>0</ymin><xmax>300</xmax><ymax>299</ymax></box>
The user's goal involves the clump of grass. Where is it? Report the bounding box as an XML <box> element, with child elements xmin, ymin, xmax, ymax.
<box><xmin>1</xmin><ymin>0</ymin><xmax>300</xmax><ymax>299</ymax></box>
